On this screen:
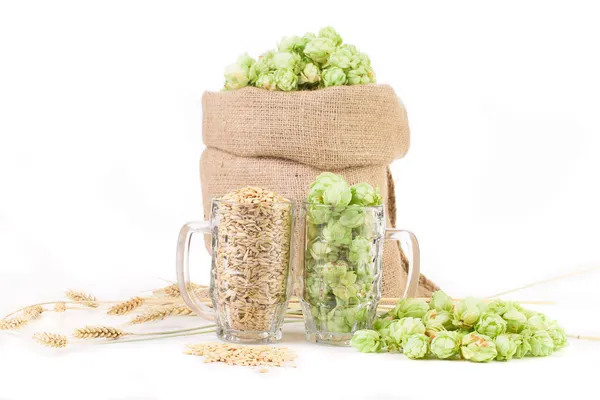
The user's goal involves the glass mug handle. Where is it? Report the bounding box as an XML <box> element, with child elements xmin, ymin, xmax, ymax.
<box><xmin>384</xmin><ymin>229</ymin><xmax>421</xmax><ymax>299</ymax></box>
<box><xmin>176</xmin><ymin>221</ymin><xmax>215</xmax><ymax>320</ymax></box>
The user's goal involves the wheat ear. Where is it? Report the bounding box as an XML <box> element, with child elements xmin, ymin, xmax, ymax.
<box><xmin>0</xmin><ymin>317</ymin><xmax>28</xmax><ymax>330</ymax></box>
<box><xmin>152</xmin><ymin>283</ymin><xmax>206</xmax><ymax>298</ymax></box>
<box><xmin>24</xmin><ymin>305</ymin><xmax>44</xmax><ymax>320</ymax></box>
<box><xmin>130</xmin><ymin>304</ymin><xmax>195</xmax><ymax>324</ymax></box>
<box><xmin>107</xmin><ymin>297</ymin><xmax>145</xmax><ymax>315</ymax></box>
<box><xmin>65</xmin><ymin>289</ymin><xmax>99</xmax><ymax>308</ymax></box>
<box><xmin>54</xmin><ymin>302</ymin><xmax>67</xmax><ymax>312</ymax></box>
<box><xmin>33</xmin><ymin>332</ymin><xmax>68</xmax><ymax>348</ymax></box>
<box><xmin>73</xmin><ymin>326</ymin><xmax>131</xmax><ymax>339</ymax></box>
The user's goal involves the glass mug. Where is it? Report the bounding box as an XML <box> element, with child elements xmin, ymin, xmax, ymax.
<box><xmin>176</xmin><ymin>198</ymin><xmax>295</xmax><ymax>344</ymax></box>
<box><xmin>298</xmin><ymin>203</ymin><xmax>420</xmax><ymax>346</ymax></box>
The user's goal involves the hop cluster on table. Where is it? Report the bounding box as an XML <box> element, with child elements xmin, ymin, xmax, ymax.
<box><xmin>350</xmin><ymin>291</ymin><xmax>568</xmax><ymax>362</ymax></box>
<box><xmin>223</xmin><ymin>26</ymin><xmax>376</xmax><ymax>91</ymax></box>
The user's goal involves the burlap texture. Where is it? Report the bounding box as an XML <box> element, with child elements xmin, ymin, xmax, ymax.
<box><xmin>200</xmin><ymin>148</ymin><xmax>438</xmax><ymax>298</ymax></box>
<box><xmin>202</xmin><ymin>85</ymin><xmax>410</xmax><ymax>170</ymax></box>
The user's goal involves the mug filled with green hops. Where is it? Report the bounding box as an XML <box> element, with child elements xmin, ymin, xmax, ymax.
<box><xmin>298</xmin><ymin>173</ymin><xmax>421</xmax><ymax>345</ymax></box>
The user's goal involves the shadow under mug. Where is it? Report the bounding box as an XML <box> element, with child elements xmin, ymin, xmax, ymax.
<box><xmin>176</xmin><ymin>198</ymin><xmax>295</xmax><ymax>344</ymax></box>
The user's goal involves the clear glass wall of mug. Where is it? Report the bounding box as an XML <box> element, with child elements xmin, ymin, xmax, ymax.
<box><xmin>298</xmin><ymin>202</ymin><xmax>420</xmax><ymax>346</ymax></box>
<box><xmin>176</xmin><ymin>199</ymin><xmax>295</xmax><ymax>344</ymax></box>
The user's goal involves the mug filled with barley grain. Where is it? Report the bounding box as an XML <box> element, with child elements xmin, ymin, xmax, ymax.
<box><xmin>176</xmin><ymin>187</ymin><xmax>295</xmax><ymax>344</ymax></box>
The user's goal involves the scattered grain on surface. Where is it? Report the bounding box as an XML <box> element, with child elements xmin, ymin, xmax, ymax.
<box><xmin>184</xmin><ymin>342</ymin><xmax>297</xmax><ymax>367</ymax></box>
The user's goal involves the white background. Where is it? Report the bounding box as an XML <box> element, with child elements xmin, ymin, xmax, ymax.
<box><xmin>1</xmin><ymin>1</ymin><xmax>599</xmax><ymax>399</ymax></box>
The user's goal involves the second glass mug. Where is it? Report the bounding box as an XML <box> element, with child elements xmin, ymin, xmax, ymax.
<box><xmin>298</xmin><ymin>202</ymin><xmax>420</xmax><ymax>345</ymax></box>
<box><xmin>176</xmin><ymin>198</ymin><xmax>295</xmax><ymax>344</ymax></box>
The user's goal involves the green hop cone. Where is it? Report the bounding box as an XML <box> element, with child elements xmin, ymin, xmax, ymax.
<box><xmin>299</xmin><ymin>63</ymin><xmax>321</xmax><ymax>86</ymax></box>
<box><xmin>347</xmin><ymin>66</ymin><xmax>372</xmax><ymax>85</ymax></box>
<box><xmin>274</xmin><ymin>69</ymin><xmax>298</xmax><ymax>91</ymax></box>
<box><xmin>527</xmin><ymin>314</ymin><xmax>556</xmax><ymax>331</ymax></box>
<box><xmin>304</xmin><ymin>37</ymin><xmax>336</xmax><ymax>65</ymax></box>
<box><xmin>272</xmin><ymin>51</ymin><xmax>303</xmax><ymax>74</ymax></box>
<box><xmin>475</xmin><ymin>313</ymin><xmax>507</xmax><ymax>338</ymax></box>
<box><xmin>328</xmin><ymin>48</ymin><xmax>358</xmax><ymax>70</ymax></box>
<box><xmin>460</xmin><ymin>332</ymin><xmax>498</xmax><ymax>363</ymax></box>
<box><xmin>348</xmin><ymin>236</ymin><xmax>372</xmax><ymax>266</ymax></box>
<box><xmin>350</xmin><ymin>183</ymin><xmax>382</xmax><ymax>206</ymax></box>
<box><xmin>548</xmin><ymin>326</ymin><xmax>568</xmax><ymax>350</ymax></box>
<box><xmin>307</xmin><ymin>204</ymin><xmax>332</xmax><ymax>224</ymax></box>
<box><xmin>402</xmin><ymin>334</ymin><xmax>430</xmax><ymax>359</ymax></box>
<box><xmin>430</xmin><ymin>331</ymin><xmax>461</xmax><ymax>359</ymax></box>
<box><xmin>373</xmin><ymin>318</ymin><xmax>393</xmax><ymax>338</ymax></box>
<box><xmin>350</xmin><ymin>330</ymin><xmax>381</xmax><ymax>353</ymax></box>
<box><xmin>309</xmin><ymin>241</ymin><xmax>337</xmax><ymax>261</ymax></box>
<box><xmin>278</xmin><ymin>35</ymin><xmax>307</xmax><ymax>52</ymax></box>
<box><xmin>503</xmin><ymin>308</ymin><xmax>527</xmax><ymax>333</ymax></box>
<box><xmin>338</xmin><ymin>205</ymin><xmax>365</xmax><ymax>228</ymax></box>
<box><xmin>323</xmin><ymin>220</ymin><xmax>352</xmax><ymax>246</ymax></box>
<box><xmin>422</xmin><ymin>309</ymin><xmax>453</xmax><ymax>336</ymax></box>
<box><xmin>486</xmin><ymin>299</ymin><xmax>524</xmax><ymax>316</ymax></box>
<box><xmin>388</xmin><ymin>317</ymin><xmax>426</xmax><ymax>346</ymax></box>
<box><xmin>529</xmin><ymin>330</ymin><xmax>554</xmax><ymax>356</ymax></box>
<box><xmin>322</xmin><ymin>260</ymin><xmax>348</xmax><ymax>285</ymax></box>
<box><xmin>452</xmin><ymin>297</ymin><xmax>487</xmax><ymax>329</ymax></box>
<box><xmin>255</xmin><ymin>73</ymin><xmax>277</xmax><ymax>91</ymax></box>
<box><xmin>393</xmin><ymin>298</ymin><xmax>430</xmax><ymax>319</ymax></box>
<box><xmin>307</xmin><ymin>172</ymin><xmax>351</xmax><ymax>206</ymax></box>
<box><xmin>327</xmin><ymin>308</ymin><xmax>352</xmax><ymax>333</ymax></box>
<box><xmin>322</xmin><ymin>67</ymin><xmax>347</xmax><ymax>87</ymax></box>
<box><xmin>223</xmin><ymin>54</ymin><xmax>255</xmax><ymax>90</ymax></box>
<box><xmin>318</xmin><ymin>26</ymin><xmax>343</xmax><ymax>46</ymax></box>
<box><xmin>494</xmin><ymin>333</ymin><xmax>519</xmax><ymax>361</ymax></box>
<box><xmin>514</xmin><ymin>329</ymin><xmax>533</xmax><ymax>358</ymax></box>
<box><xmin>429</xmin><ymin>290</ymin><xmax>454</xmax><ymax>313</ymax></box>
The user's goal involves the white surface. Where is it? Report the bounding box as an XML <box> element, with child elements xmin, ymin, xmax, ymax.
<box><xmin>1</xmin><ymin>1</ymin><xmax>600</xmax><ymax>399</ymax></box>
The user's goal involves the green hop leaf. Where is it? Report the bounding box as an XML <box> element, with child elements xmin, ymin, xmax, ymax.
<box><xmin>318</xmin><ymin>26</ymin><xmax>343</xmax><ymax>46</ymax></box>
<box><xmin>274</xmin><ymin>68</ymin><xmax>298</xmax><ymax>91</ymax></box>
<box><xmin>402</xmin><ymin>334</ymin><xmax>430</xmax><ymax>359</ymax></box>
<box><xmin>350</xmin><ymin>330</ymin><xmax>381</xmax><ymax>353</ymax></box>
<box><xmin>529</xmin><ymin>330</ymin><xmax>554</xmax><ymax>356</ymax></box>
<box><xmin>298</xmin><ymin>63</ymin><xmax>321</xmax><ymax>86</ymax></box>
<box><xmin>304</xmin><ymin>37</ymin><xmax>336</xmax><ymax>65</ymax></box>
<box><xmin>494</xmin><ymin>333</ymin><xmax>519</xmax><ymax>361</ymax></box>
<box><xmin>350</xmin><ymin>183</ymin><xmax>382</xmax><ymax>206</ymax></box>
<box><xmin>429</xmin><ymin>290</ymin><xmax>454</xmax><ymax>313</ymax></box>
<box><xmin>548</xmin><ymin>326</ymin><xmax>568</xmax><ymax>350</ymax></box>
<box><xmin>348</xmin><ymin>236</ymin><xmax>372</xmax><ymax>266</ymax></box>
<box><xmin>422</xmin><ymin>309</ymin><xmax>453</xmax><ymax>336</ymax></box>
<box><xmin>460</xmin><ymin>332</ymin><xmax>498</xmax><ymax>362</ymax></box>
<box><xmin>393</xmin><ymin>298</ymin><xmax>430</xmax><ymax>319</ymax></box>
<box><xmin>322</xmin><ymin>220</ymin><xmax>352</xmax><ymax>246</ymax></box>
<box><xmin>338</xmin><ymin>205</ymin><xmax>366</xmax><ymax>228</ymax></box>
<box><xmin>430</xmin><ymin>331</ymin><xmax>461</xmax><ymax>359</ymax></box>
<box><xmin>388</xmin><ymin>317</ymin><xmax>426</xmax><ymax>345</ymax></box>
<box><xmin>255</xmin><ymin>73</ymin><xmax>277</xmax><ymax>91</ymax></box>
<box><xmin>452</xmin><ymin>297</ymin><xmax>487</xmax><ymax>329</ymax></box>
<box><xmin>503</xmin><ymin>308</ymin><xmax>527</xmax><ymax>333</ymax></box>
<box><xmin>322</xmin><ymin>67</ymin><xmax>347</xmax><ymax>87</ymax></box>
<box><xmin>475</xmin><ymin>313</ymin><xmax>507</xmax><ymax>338</ymax></box>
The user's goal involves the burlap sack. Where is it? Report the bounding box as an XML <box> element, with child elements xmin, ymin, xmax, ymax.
<box><xmin>200</xmin><ymin>84</ymin><xmax>438</xmax><ymax>298</ymax></box>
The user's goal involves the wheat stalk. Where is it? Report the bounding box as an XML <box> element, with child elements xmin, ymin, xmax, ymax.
<box><xmin>73</xmin><ymin>326</ymin><xmax>131</xmax><ymax>339</ymax></box>
<box><xmin>107</xmin><ymin>297</ymin><xmax>145</xmax><ymax>315</ymax></box>
<box><xmin>65</xmin><ymin>289</ymin><xmax>99</xmax><ymax>308</ymax></box>
<box><xmin>24</xmin><ymin>305</ymin><xmax>44</xmax><ymax>320</ymax></box>
<box><xmin>0</xmin><ymin>317</ymin><xmax>28</xmax><ymax>330</ymax></box>
<box><xmin>33</xmin><ymin>332</ymin><xmax>68</xmax><ymax>348</ymax></box>
<box><xmin>130</xmin><ymin>304</ymin><xmax>195</xmax><ymax>324</ymax></box>
<box><xmin>54</xmin><ymin>302</ymin><xmax>67</xmax><ymax>312</ymax></box>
